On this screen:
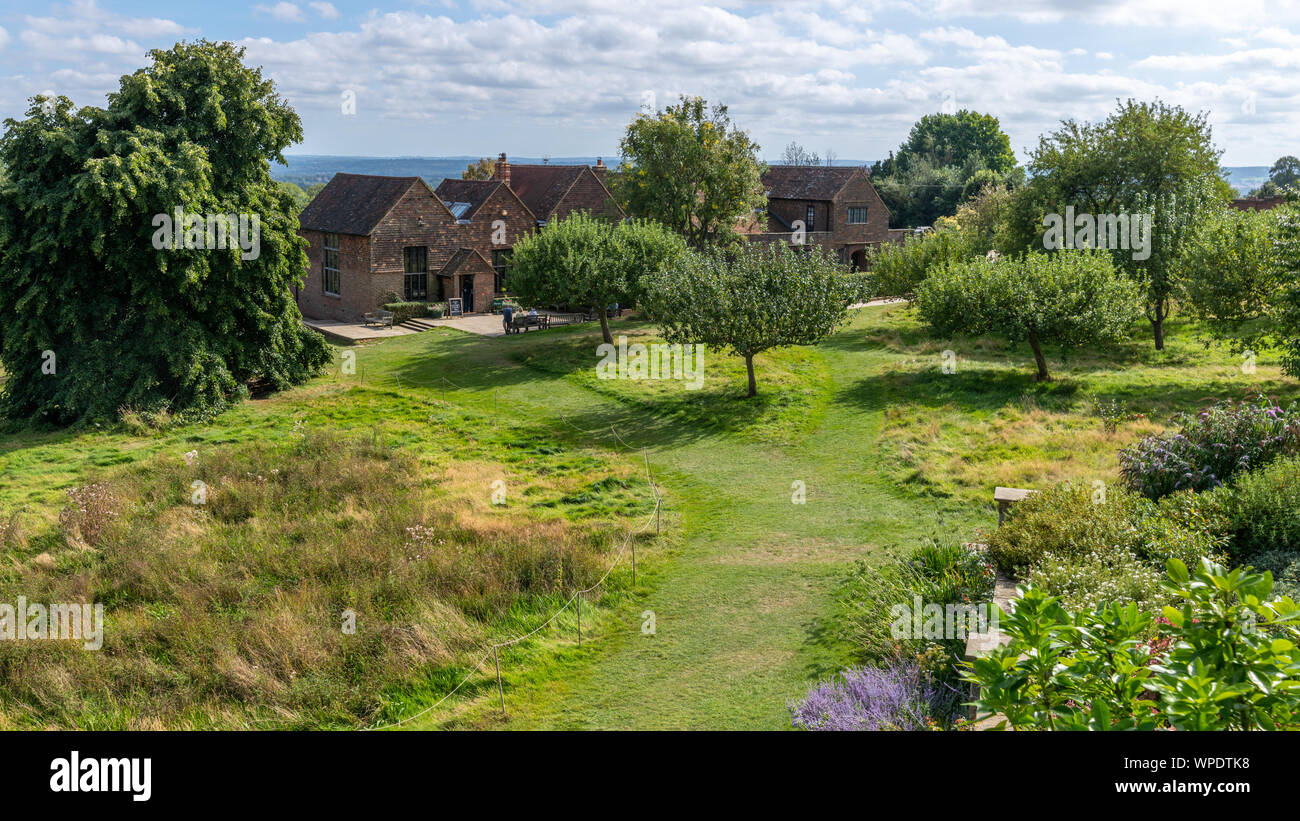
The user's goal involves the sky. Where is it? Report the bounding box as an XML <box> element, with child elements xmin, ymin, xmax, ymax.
<box><xmin>1</xmin><ymin>0</ymin><xmax>1299</xmax><ymax>165</ymax></box>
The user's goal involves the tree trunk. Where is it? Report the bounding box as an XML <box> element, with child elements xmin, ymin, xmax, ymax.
<box><xmin>745</xmin><ymin>354</ymin><xmax>757</xmax><ymax>397</ymax></box>
<box><xmin>1150</xmin><ymin>301</ymin><xmax>1166</xmax><ymax>351</ymax></box>
<box><xmin>1027</xmin><ymin>332</ymin><xmax>1050</xmax><ymax>382</ymax></box>
<box><xmin>597</xmin><ymin>309</ymin><xmax>613</xmax><ymax>345</ymax></box>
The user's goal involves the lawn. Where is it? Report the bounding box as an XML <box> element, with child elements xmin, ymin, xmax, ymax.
<box><xmin>0</xmin><ymin>303</ymin><xmax>1292</xmax><ymax>729</ymax></box>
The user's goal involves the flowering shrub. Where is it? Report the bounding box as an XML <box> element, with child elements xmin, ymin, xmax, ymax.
<box><xmin>790</xmin><ymin>662</ymin><xmax>939</xmax><ymax>731</ymax></box>
<box><xmin>1025</xmin><ymin>547</ymin><xmax>1164</xmax><ymax>611</ymax></box>
<box><xmin>1119</xmin><ymin>395</ymin><xmax>1300</xmax><ymax>499</ymax></box>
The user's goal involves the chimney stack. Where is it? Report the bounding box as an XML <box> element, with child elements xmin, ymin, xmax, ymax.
<box><xmin>592</xmin><ymin>156</ymin><xmax>607</xmax><ymax>186</ymax></box>
<box><xmin>493</xmin><ymin>152</ymin><xmax>510</xmax><ymax>186</ymax></box>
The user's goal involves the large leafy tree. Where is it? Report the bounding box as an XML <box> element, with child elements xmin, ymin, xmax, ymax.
<box><xmin>642</xmin><ymin>243</ymin><xmax>856</xmax><ymax>397</ymax></box>
<box><xmin>876</xmin><ymin>110</ymin><xmax>1018</xmax><ymax>177</ymax></box>
<box><xmin>0</xmin><ymin>40</ymin><xmax>329</xmax><ymax>424</ymax></box>
<box><xmin>870</xmin><ymin>111</ymin><xmax>1022</xmax><ymax>229</ymax></box>
<box><xmin>507</xmin><ymin>213</ymin><xmax>685</xmax><ymax>344</ymax></box>
<box><xmin>916</xmin><ymin>250</ymin><xmax>1142</xmax><ymax>381</ymax></box>
<box><xmin>1010</xmin><ymin>100</ymin><xmax>1227</xmax><ymax>349</ymax></box>
<box><xmin>614</xmin><ymin>96</ymin><xmax>765</xmax><ymax>249</ymax></box>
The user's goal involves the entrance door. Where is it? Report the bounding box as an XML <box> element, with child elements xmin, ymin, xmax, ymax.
<box><xmin>460</xmin><ymin>277</ymin><xmax>474</xmax><ymax>313</ymax></box>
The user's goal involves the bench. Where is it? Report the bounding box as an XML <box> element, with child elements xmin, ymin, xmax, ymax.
<box><xmin>506</xmin><ymin>314</ymin><xmax>550</xmax><ymax>334</ymax></box>
<box><xmin>363</xmin><ymin>309</ymin><xmax>394</xmax><ymax>328</ymax></box>
<box><xmin>994</xmin><ymin>486</ymin><xmax>1036</xmax><ymax>525</ymax></box>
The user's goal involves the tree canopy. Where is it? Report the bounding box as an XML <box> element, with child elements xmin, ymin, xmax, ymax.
<box><xmin>1006</xmin><ymin>99</ymin><xmax>1227</xmax><ymax>349</ymax></box>
<box><xmin>0</xmin><ymin>40</ymin><xmax>330</xmax><ymax>425</ymax></box>
<box><xmin>642</xmin><ymin>243</ymin><xmax>856</xmax><ymax>396</ymax></box>
<box><xmin>870</xmin><ymin>110</ymin><xmax>1022</xmax><ymax>229</ymax></box>
<box><xmin>915</xmin><ymin>250</ymin><xmax>1142</xmax><ymax>381</ymax></box>
<box><xmin>462</xmin><ymin>158</ymin><xmax>494</xmax><ymax>180</ymax></box>
<box><xmin>507</xmin><ymin>212</ymin><xmax>686</xmax><ymax>344</ymax></box>
<box><xmin>613</xmin><ymin>96</ymin><xmax>766</xmax><ymax>249</ymax></box>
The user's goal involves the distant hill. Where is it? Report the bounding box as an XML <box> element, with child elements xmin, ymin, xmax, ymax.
<box><xmin>1224</xmin><ymin>166</ymin><xmax>1271</xmax><ymax>195</ymax></box>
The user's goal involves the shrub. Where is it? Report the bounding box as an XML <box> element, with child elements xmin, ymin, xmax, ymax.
<box><xmin>835</xmin><ymin>540</ymin><xmax>993</xmax><ymax>723</ymax></box>
<box><xmin>382</xmin><ymin>302</ymin><xmax>428</xmax><ymax>324</ymax></box>
<box><xmin>867</xmin><ymin>229</ymin><xmax>971</xmax><ymax>298</ymax></box>
<box><xmin>1118</xmin><ymin>394</ymin><xmax>1300</xmax><ymax>499</ymax></box>
<box><xmin>1025</xmin><ymin>548</ymin><xmax>1164</xmax><ymax>611</ymax></box>
<box><xmin>1204</xmin><ymin>454</ymin><xmax>1300</xmax><ymax>560</ymax></box>
<box><xmin>987</xmin><ymin>483</ymin><xmax>1225</xmax><ymax>576</ymax></box>
<box><xmin>965</xmin><ymin>559</ymin><xmax>1300</xmax><ymax>730</ymax></box>
<box><xmin>789</xmin><ymin>661</ymin><xmax>939</xmax><ymax>731</ymax></box>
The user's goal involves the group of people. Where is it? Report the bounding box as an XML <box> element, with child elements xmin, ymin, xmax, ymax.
<box><xmin>500</xmin><ymin>303</ymin><xmax>537</xmax><ymax>331</ymax></box>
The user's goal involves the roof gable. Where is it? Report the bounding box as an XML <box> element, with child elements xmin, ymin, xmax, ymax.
<box><xmin>761</xmin><ymin>165</ymin><xmax>861</xmax><ymax>201</ymax></box>
<box><xmin>508</xmin><ymin>164</ymin><xmax>589</xmax><ymax>219</ymax></box>
<box><xmin>299</xmin><ymin>173</ymin><xmax>426</xmax><ymax>235</ymax></box>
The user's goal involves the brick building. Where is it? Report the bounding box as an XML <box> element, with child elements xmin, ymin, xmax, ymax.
<box><xmin>297</xmin><ymin>154</ymin><xmax>623</xmax><ymax>322</ymax></box>
<box><xmin>740</xmin><ymin>165</ymin><xmax>894</xmax><ymax>269</ymax></box>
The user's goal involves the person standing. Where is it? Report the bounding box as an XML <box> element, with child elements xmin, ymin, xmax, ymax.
<box><xmin>502</xmin><ymin>303</ymin><xmax>514</xmax><ymax>333</ymax></box>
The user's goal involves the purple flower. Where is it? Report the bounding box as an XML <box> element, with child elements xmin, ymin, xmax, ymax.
<box><xmin>790</xmin><ymin>662</ymin><xmax>937</xmax><ymax>731</ymax></box>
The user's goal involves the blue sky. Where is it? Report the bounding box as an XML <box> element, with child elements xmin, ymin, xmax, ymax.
<box><xmin>2</xmin><ymin>0</ymin><xmax>1298</xmax><ymax>164</ymax></box>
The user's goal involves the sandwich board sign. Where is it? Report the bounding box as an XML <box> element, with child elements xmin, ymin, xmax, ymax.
<box><xmin>448</xmin><ymin>298</ymin><xmax>463</xmax><ymax>317</ymax></box>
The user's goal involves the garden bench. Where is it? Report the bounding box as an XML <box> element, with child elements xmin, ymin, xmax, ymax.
<box><xmin>506</xmin><ymin>314</ymin><xmax>550</xmax><ymax>334</ymax></box>
<box><xmin>363</xmin><ymin>309</ymin><xmax>394</xmax><ymax>328</ymax></box>
<box><xmin>994</xmin><ymin>486</ymin><xmax>1035</xmax><ymax>525</ymax></box>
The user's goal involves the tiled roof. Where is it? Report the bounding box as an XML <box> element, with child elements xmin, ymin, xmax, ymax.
<box><xmin>299</xmin><ymin>173</ymin><xmax>421</xmax><ymax>235</ymax></box>
<box><xmin>761</xmin><ymin>165</ymin><xmax>859</xmax><ymax>201</ymax></box>
<box><xmin>508</xmin><ymin>165</ymin><xmax>588</xmax><ymax>219</ymax></box>
<box><xmin>434</xmin><ymin>179</ymin><xmax>501</xmax><ymax>221</ymax></box>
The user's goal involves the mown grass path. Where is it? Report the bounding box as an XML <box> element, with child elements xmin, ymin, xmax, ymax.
<box><xmin>385</xmin><ymin>308</ymin><xmax>982</xmax><ymax>729</ymax></box>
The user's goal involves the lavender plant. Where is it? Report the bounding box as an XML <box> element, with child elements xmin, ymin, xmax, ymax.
<box><xmin>790</xmin><ymin>662</ymin><xmax>938</xmax><ymax>731</ymax></box>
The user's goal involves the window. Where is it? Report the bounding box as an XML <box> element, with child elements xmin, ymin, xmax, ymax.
<box><xmin>491</xmin><ymin>249</ymin><xmax>512</xmax><ymax>294</ymax></box>
<box><xmin>322</xmin><ymin>232</ymin><xmax>341</xmax><ymax>296</ymax></box>
<box><xmin>847</xmin><ymin>206</ymin><xmax>868</xmax><ymax>224</ymax></box>
<box><xmin>805</xmin><ymin>204</ymin><xmax>816</xmax><ymax>233</ymax></box>
<box><xmin>403</xmin><ymin>246</ymin><xmax>428</xmax><ymax>301</ymax></box>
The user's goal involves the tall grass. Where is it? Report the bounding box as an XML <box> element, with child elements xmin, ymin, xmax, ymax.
<box><xmin>0</xmin><ymin>431</ymin><xmax>635</xmax><ymax>729</ymax></box>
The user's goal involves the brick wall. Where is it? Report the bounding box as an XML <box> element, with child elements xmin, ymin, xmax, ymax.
<box><xmin>460</xmin><ymin>185</ymin><xmax>536</xmax><ymax>263</ymax></box>
<box><xmin>369</xmin><ymin>182</ymin><xmax>462</xmax><ymax>301</ymax></box>
<box><xmin>296</xmin><ymin>229</ymin><xmax>372</xmax><ymax>321</ymax></box>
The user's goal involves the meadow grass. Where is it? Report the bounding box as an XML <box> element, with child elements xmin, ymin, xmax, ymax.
<box><xmin>0</xmin><ymin>305</ymin><xmax>1292</xmax><ymax>729</ymax></box>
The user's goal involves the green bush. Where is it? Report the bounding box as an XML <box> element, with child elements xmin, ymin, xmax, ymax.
<box><xmin>987</xmin><ymin>483</ymin><xmax>1226</xmax><ymax>576</ymax></box>
<box><xmin>965</xmin><ymin>559</ymin><xmax>1300</xmax><ymax>730</ymax></box>
<box><xmin>382</xmin><ymin>302</ymin><xmax>428</xmax><ymax>324</ymax></box>
<box><xmin>1205</xmin><ymin>455</ymin><xmax>1300</xmax><ymax>560</ymax></box>
<box><xmin>916</xmin><ymin>249</ymin><xmax>1143</xmax><ymax>382</ymax></box>
<box><xmin>867</xmin><ymin>229</ymin><xmax>970</xmax><ymax>298</ymax></box>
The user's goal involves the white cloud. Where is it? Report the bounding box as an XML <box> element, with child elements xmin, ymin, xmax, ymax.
<box><xmin>0</xmin><ymin>26</ymin><xmax>10</xmax><ymax>50</ymax></box>
<box><xmin>255</xmin><ymin>3</ymin><xmax>307</xmax><ymax>22</ymax></box>
<box><xmin>309</xmin><ymin>2</ymin><xmax>340</xmax><ymax>19</ymax></box>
